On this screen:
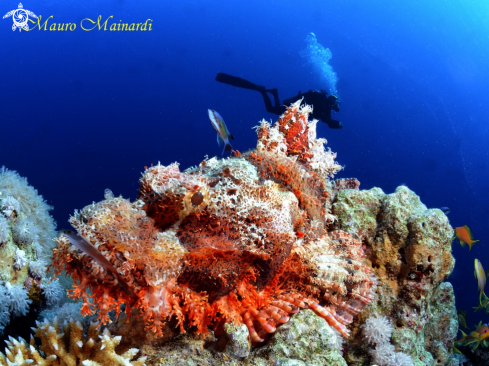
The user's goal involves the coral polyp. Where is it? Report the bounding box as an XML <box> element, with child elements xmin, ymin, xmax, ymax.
<box><xmin>50</xmin><ymin>100</ymin><xmax>376</xmax><ymax>343</ymax></box>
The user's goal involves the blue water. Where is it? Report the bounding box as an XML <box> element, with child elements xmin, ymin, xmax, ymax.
<box><xmin>2</xmin><ymin>0</ymin><xmax>489</xmax><ymax>330</ymax></box>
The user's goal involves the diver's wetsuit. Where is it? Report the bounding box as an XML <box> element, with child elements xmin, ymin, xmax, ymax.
<box><xmin>215</xmin><ymin>72</ymin><xmax>342</xmax><ymax>129</ymax></box>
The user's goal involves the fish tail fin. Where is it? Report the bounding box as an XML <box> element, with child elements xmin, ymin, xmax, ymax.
<box><xmin>222</xmin><ymin>142</ymin><xmax>233</xmax><ymax>156</ymax></box>
<box><xmin>468</xmin><ymin>241</ymin><xmax>473</xmax><ymax>250</ymax></box>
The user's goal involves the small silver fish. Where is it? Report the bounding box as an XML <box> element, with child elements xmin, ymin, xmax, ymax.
<box><xmin>208</xmin><ymin>109</ymin><xmax>234</xmax><ymax>156</ymax></box>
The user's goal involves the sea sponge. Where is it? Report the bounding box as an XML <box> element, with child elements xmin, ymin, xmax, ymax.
<box><xmin>361</xmin><ymin>315</ymin><xmax>394</xmax><ymax>345</ymax></box>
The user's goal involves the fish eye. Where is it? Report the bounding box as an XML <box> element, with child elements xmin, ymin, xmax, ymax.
<box><xmin>191</xmin><ymin>191</ymin><xmax>204</xmax><ymax>207</ymax></box>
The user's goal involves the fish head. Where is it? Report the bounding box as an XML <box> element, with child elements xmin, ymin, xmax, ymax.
<box><xmin>477</xmin><ymin>325</ymin><xmax>489</xmax><ymax>340</ymax></box>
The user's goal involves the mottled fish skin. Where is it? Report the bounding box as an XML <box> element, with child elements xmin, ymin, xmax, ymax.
<box><xmin>64</xmin><ymin>230</ymin><xmax>134</xmax><ymax>296</ymax></box>
<box><xmin>208</xmin><ymin>109</ymin><xmax>234</xmax><ymax>156</ymax></box>
<box><xmin>475</xmin><ymin>259</ymin><xmax>487</xmax><ymax>305</ymax></box>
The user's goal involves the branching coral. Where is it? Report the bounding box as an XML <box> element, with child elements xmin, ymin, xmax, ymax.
<box><xmin>50</xmin><ymin>101</ymin><xmax>376</xmax><ymax>345</ymax></box>
<box><xmin>0</xmin><ymin>318</ymin><xmax>147</xmax><ymax>366</ymax></box>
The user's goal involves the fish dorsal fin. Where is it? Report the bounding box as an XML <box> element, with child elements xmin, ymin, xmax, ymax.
<box><xmin>464</xmin><ymin>225</ymin><xmax>475</xmax><ymax>240</ymax></box>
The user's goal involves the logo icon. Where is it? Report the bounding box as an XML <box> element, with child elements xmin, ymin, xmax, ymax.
<box><xmin>3</xmin><ymin>3</ymin><xmax>37</xmax><ymax>32</ymax></box>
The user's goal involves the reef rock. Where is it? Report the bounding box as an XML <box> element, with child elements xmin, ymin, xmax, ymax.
<box><xmin>333</xmin><ymin>185</ymin><xmax>457</xmax><ymax>365</ymax></box>
<box><xmin>48</xmin><ymin>100</ymin><xmax>457</xmax><ymax>365</ymax></box>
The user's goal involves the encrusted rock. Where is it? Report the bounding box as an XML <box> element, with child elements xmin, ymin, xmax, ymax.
<box><xmin>249</xmin><ymin>309</ymin><xmax>347</xmax><ymax>366</ymax></box>
<box><xmin>333</xmin><ymin>185</ymin><xmax>456</xmax><ymax>365</ymax></box>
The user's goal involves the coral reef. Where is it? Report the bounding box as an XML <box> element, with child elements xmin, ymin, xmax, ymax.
<box><xmin>362</xmin><ymin>314</ymin><xmax>414</xmax><ymax>366</ymax></box>
<box><xmin>0</xmin><ymin>167</ymin><xmax>58</xmax><ymax>335</ymax></box>
<box><xmin>46</xmin><ymin>100</ymin><xmax>458</xmax><ymax>365</ymax></box>
<box><xmin>0</xmin><ymin>318</ymin><xmax>146</xmax><ymax>365</ymax></box>
<box><xmin>140</xmin><ymin>308</ymin><xmax>345</xmax><ymax>366</ymax></box>
<box><xmin>333</xmin><ymin>186</ymin><xmax>457</xmax><ymax>365</ymax></box>
<box><xmin>50</xmin><ymin>100</ymin><xmax>375</xmax><ymax>348</ymax></box>
<box><xmin>0</xmin><ymin>167</ymin><xmax>57</xmax><ymax>260</ymax></box>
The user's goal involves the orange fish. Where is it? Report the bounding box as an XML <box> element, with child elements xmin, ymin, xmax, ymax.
<box><xmin>455</xmin><ymin>225</ymin><xmax>479</xmax><ymax>250</ymax></box>
<box><xmin>461</xmin><ymin>324</ymin><xmax>489</xmax><ymax>349</ymax></box>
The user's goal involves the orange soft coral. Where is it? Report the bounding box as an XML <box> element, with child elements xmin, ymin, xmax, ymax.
<box><xmin>50</xmin><ymin>101</ymin><xmax>376</xmax><ymax>344</ymax></box>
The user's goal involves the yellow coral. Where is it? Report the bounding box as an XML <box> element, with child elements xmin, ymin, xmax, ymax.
<box><xmin>0</xmin><ymin>318</ymin><xmax>146</xmax><ymax>366</ymax></box>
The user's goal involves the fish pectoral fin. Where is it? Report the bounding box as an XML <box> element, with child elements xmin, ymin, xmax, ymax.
<box><xmin>229</xmin><ymin>134</ymin><xmax>234</xmax><ymax>140</ymax></box>
<box><xmin>217</xmin><ymin>134</ymin><xmax>224</xmax><ymax>147</ymax></box>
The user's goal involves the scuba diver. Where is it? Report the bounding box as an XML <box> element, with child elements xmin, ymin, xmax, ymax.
<box><xmin>215</xmin><ymin>72</ymin><xmax>342</xmax><ymax>129</ymax></box>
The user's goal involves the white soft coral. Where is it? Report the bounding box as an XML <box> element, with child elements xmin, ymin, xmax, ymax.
<box><xmin>5</xmin><ymin>282</ymin><xmax>32</xmax><ymax>317</ymax></box>
<box><xmin>41</xmin><ymin>279</ymin><xmax>64</xmax><ymax>306</ymax></box>
<box><xmin>362</xmin><ymin>314</ymin><xmax>415</xmax><ymax>366</ymax></box>
<box><xmin>13</xmin><ymin>248</ymin><xmax>27</xmax><ymax>270</ymax></box>
<box><xmin>361</xmin><ymin>315</ymin><xmax>394</xmax><ymax>345</ymax></box>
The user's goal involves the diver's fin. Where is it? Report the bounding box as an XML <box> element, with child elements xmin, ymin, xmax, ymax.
<box><xmin>222</xmin><ymin>142</ymin><xmax>233</xmax><ymax>156</ymax></box>
<box><xmin>216</xmin><ymin>73</ymin><xmax>265</xmax><ymax>91</ymax></box>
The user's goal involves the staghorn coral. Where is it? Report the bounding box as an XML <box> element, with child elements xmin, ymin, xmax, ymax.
<box><xmin>50</xmin><ymin>100</ymin><xmax>376</xmax><ymax>347</ymax></box>
<box><xmin>0</xmin><ymin>318</ymin><xmax>146</xmax><ymax>366</ymax></box>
